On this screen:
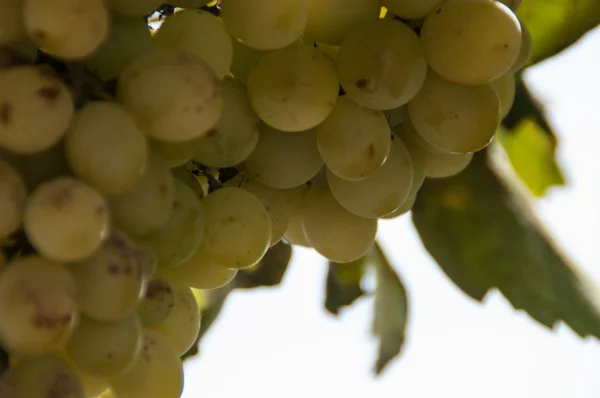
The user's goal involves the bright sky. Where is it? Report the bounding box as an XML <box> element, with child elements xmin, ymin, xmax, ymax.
<box><xmin>181</xmin><ymin>27</ymin><xmax>600</xmax><ymax>398</ymax></box>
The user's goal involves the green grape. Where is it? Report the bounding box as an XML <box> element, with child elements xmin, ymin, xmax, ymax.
<box><xmin>24</xmin><ymin>0</ymin><xmax>109</xmax><ymax>60</ymax></box>
<box><xmin>420</xmin><ymin>0</ymin><xmax>522</xmax><ymax>85</ymax></box>
<box><xmin>283</xmin><ymin>214</ymin><xmax>311</xmax><ymax>248</ymax></box>
<box><xmin>245</xmin><ymin>124</ymin><xmax>323</xmax><ymax>189</ymax></box>
<box><xmin>407</xmin><ymin>71</ymin><xmax>500</xmax><ymax>154</ymax></box>
<box><xmin>301</xmin><ymin>184</ymin><xmax>377</xmax><ymax>263</ymax></box>
<box><xmin>491</xmin><ymin>73</ymin><xmax>516</xmax><ymax>119</ymax></box>
<box><xmin>150</xmin><ymin>138</ymin><xmax>197</xmax><ymax>169</ymax></box>
<box><xmin>154</xmin><ymin>9</ymin><xmax>233</xmax><ymax>79</ymax></box>
<box><xmin>136</xmin><ymin>276</ymin><xmax>176</xmax><ymax>327</ymax></box>
<box><xmin>381</xmin><ymin>193</ymin><xmax>417</xmax><ymax>219</ymax></box>
<box><xmin>107</xmin><ymin>0</ymin><xmax>164</xmax><ymax>17</ymax></box>
<box><xmin>202</xmin><ymin>187</ymin><xmax>272</xmax><ymax>269</ymax></box>
<box><xmin>150</xmin><ymin>279</ymin><xmax>201</xmax><ymax>355</ymax></box>
<box><xmin>24</xmin><ymin>177</ymin><xmax>110</xmax><ymax>262</ymax></box>
<box><xmin>304</xmin><ymin>0</ymin><xmax>380</xmax><ymax>45</ymax></box>
<box><xmin>316</xmin><ymin>96</ymin><xmax>391</xmax><ymax>181</ymax></box>
<box><xmin>171</xmin><ymin>167</ymin><xmax>205</xmax><ymax>201</ymax></box>
<box><xmin>0</xmin><ymin>66</ymin><xmax>74</xmax><ymax>154</ymax></box>
<box><xmin>384</xmin><ymin>105</ymin><xmax>408</xmax><ymax>128</ymax></box>
<box><xmin>230</xmin><ymin>39</ymin><xmax>266</xmax><ymax>86</ymax></box>
<box><xmin>84</xmin><ymin>15</ymin><xmax>154</xmax><ymax>81</ymax></box>
<box><xmin>326</xmin><ymin>138</ymin><xmax>413</xmax><ymax>218</ymax></box>
<box><xmin>7</xmin><ymin>356</ymin><xmax>85</xmax><ymax>398</ymax></box>
<box><xmin>70</xmin><ymin>230</ymin><xmax>146</xmax><ymax>322</ymax></box>
<box><xmin>509</xmin><ymin>21</ymin><xmax>531</xmax><ymax>72</ymax></box>
<box><xmin>66</xmin><ymin>315</ymin><xmax>142</xmax><ymax>379</ymax></box>
<box><xmin>160</xmin><ymin>244</ymin><xmax>238</xmax><ymax>291</ymax></box>
<box><xmin>0</xmin><ymin>0</ymin><xmax>26</xmax><ymax>47</ymax></box>
<box><xmin>0</xmin><ymin>256</ymin><xmax>77</xmax><ymax>356</ymax></box>
<box><xmin>220</xmin><ymin>0</ymin><xmax>307</xmax><ymax>50</ymax></box>
<box><xmin>193</xmin><ymin>77</ymin><xmax>260</xmax><ymax>168</ymax></box>
<box><xmin>314</xmin><ymin>41</ymin><xmax>340</xmax><ymax>63</ymax></box>
<box><xmin>136</xmin><ymin>179</ymin><xmax>205</xmax><ymax>269</ymax></box>
<box><xmin>109</xmin><ymin>330</ymin><xmax>183</xmax><ymax>398</ymax></box>
<box><xmin>58</xmin><ymin>353</ymin><xmax>110</xmax><ymax>398</ymax></box>
<box><xmin>380</xmin><ymin>0</ymin><xmax>443</xmax><ymax>19</ymax></box>
<box><xmin>65</xmin><ymin>101</ymin><xmax>149</xmax><ymax>196</ymax></box>
<box><xmin>247</xmin><ymin>44</ymin><xmax>339</xmax><ymax>132</ymax></box>
<box><xmin>135</xmin><ymin>241</ymin><xmax>158</xmax><ymax>278</ymax></box>
<box><xmin>337</xmin><ymin>18</ymin><xmax>427</xmax><ymax>110</ymax></box>
<box><xmin>117</xmin><ymin>49</ymin><xmax>222</xmax><ymax>142</ymax></box>
<box><xmin>0</xmin><ymin>160</ymin><xmax>27</xmax><ymax>240</ymax></box>
<box><xmin>395</xmin><ymin>133</ymin><xmax>427</xmax><ymax>196</ymax></box>
<box><xmin>109</xmin><ymin>154</ymin><xmax>175</xmax><ymax>237</ymax></box>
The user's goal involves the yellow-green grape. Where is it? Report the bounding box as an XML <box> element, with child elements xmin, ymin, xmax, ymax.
<box><xmin>381</xmin><ymin>193</ymin><xmax>417</xmax><ymax>219</ymax></box>
<box><xmin>107</xmin><ymin>0</ymin><xmax>164</xmax><ymax>17</ymax></box>
<box><xmin>202</xmin><ymin>187</ymin><xmax>272</xmax><ymax>269</ymax></box>
<box><xmin>283</xmin><ymin>214</ymin><xmax>311</xmax><ymax>248</ymax></box>
<box><xmin>109</xmin><ymin>154</ymin><xmax>175</xmax><ymax>237</ymax></box>
<box><xmin>491</xmin><ymin>73</ymin><xmax>516</xmax><ymax>119</ymax></box>
<box><xmin>66</xmin><ymin>315</ymin><xmax>142</xmax><ymax>379</ymax></box>
<box><xmin>193</xmin><ymin>77</ymin><xmax>260</xmax><ymax>167</ymax></box>
<box><xmin>245</xmin><ymin>124</ymin><xmax>324</xmax><ymax>189</ymax></box>
<box><xmin>109</xmin><ymin>331</ymin><xmax>183</xmax><ymax>398</ymax></box>
<box><xmin>509</xmin><ymin>21</ymin><xmax>531</xmax><ymax>72</ymax></box>
<box><xmin>316</xmin><ymin>96</ymin><xmax>391</xmax><ymax>181</ymax></box>
<box><xmin>395</xmin><ymin>133</ymin><xmax>427</xmax><ymax>196</ymax></box>
<box><xmin>380</xmin><ymin>0</ymin><xmax>443</xmax><ymax>19</ymax></box>
<box><xmin>326</xmin><ymin>138</ymin><xmax>413</xmax><ymax>218</ymax></box>
<box><xmin>304</xmin><ymin>0</ymin><xmax>380</xmax><ymax>45</ymax></box>
<box><xmin>0</xmin><ymin>0</ymin><xmax>26</xmax><ymax>46</ymax></box>
<box><xmin>7</xmin><ymin>356</ymin><xmax>85</xmax><ymax>398</ymax></box>
<box><xmin>301</xmin><ymin>184</ymin><xmax>377</xmax><ymax>263</ymax></box>
<box><xmin>117</xmin><ymin>49</ymin><xmax>222</xmax><ymax>142</ymax></box>
<box><xmin>0</xmin><ymin>160</ymin><xmax>26</xmax><ymax>240</ymax></box>
<box><xmin>384</xmin><ymin>105</ymin><xmax>408</xmax><ymax>128</ymax></box>
<box><xmin>84</xmin><ymin>15</ymin><xmax>154</xmax><ymax>81</ymax></box>
<box><xmin>314</xmin><ymin>41</ymin><xmax>339</xmax><ymax>63</ymax></box>
<box><xmin>0</xmin><ymin>256</ymin><xmax>77</xmax><ymax>356</ymax></box>
<box><xmin>230</xmin><ymin>39</ymin><xmax>266</xmax><ymax>86</ymax></box>
<box><xmin>420</xmin><ymin>0</ymin><xmax>522</xmax><ymax>85</ymax></box>
<box><xmin>70</xmin><ymin>230</ymin><xmax>146</xmax><ymax>322</ymax></box>
<box><xmin>24</xmin><ymin>0</ymin><xmax>109</xmax><ymax>60</ymax></box>
<box><xmin>407</xmin><ymin>72</ymin><xmax>500</xmax><ymax>154</ymax></box>
<box><xmin>150</xmin><ymin>139</ymin><xmax>197</xmax><ymax>169</ymax></box>
<box><xmin>150</xmin><ymin>279</ymin><xmax>201</xmax><ymax>355</ymax></box>
<box><xmin>247</xmin><ymin>44</ymin><xmax>339</xmax><ymax>132</ymax></box>
<box><xmin>171</xmin><ymin>167</ymin><xmax>205</xmax><ymax>201</ymax></box>
<box><xmin>136</xmin><ymin>276</ymin><xmax>176</xmax><ymax>326</ymax></box>
<box><xmin>220</xmin><ymin>0</ymin><xmax>307</xmax><ymax>50</ymax></box>
<box><xmin>65</xmin><ymin>101</ymin><xmax>149</xmax><ymax>196</ymax></box>
<box><xmin>136</xmin><ymin>241</ymin><xmax>158</xmax><ymax>278</ymax></box>
<box><xmin>136</xmin><ymin>179</ymin><xmax>205</xmax><ymax>269</ymax></box>
<box><xmin>24</xmin><ymin>177</ymin><xmax>110</xmax><ymax>262</ymax></box>
<box><xmin>160</xmin><ymin>244</ymin><xmax>238</xmax><ymax>291</ymax></box>
<box><xmin>154</xmin><ymin>9</ymin><xmax>233</xmax><ymax>79</ymax></box>
<box><xmin>337</xmin><ymin>18</ymin><xmax>427</xmax><ymax>110</ymax></box>
<box><xmin>0</xmin><ymin>66</ymin><xmax>74</xmax><ymax>154</ymax></box>
<box><xmin>169</xmin><ymin>0</ymin><xmax>211</xmax><ymax>7</ymax></box>
<box><xmin>58</xmin><ymin>353</ymin><xmax>110</xmax><ymax>398</ymax></box>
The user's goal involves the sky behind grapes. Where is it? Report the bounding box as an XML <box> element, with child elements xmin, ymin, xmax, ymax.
<box><xmin>181</xmin><ymin>27</ymin><xmax>600</xmax><ymax>398</ymax></box>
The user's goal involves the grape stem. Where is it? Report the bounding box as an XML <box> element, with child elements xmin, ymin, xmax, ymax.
<box><xmin>192</xmin><ymin>162</ymin><xmax>223</xmax><ymax>193</ymax></box>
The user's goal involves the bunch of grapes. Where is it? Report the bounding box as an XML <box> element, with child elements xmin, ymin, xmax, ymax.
<box><xmin>0</xmin><ymin>0</ymin><xmax>528</xmax><ymax>397</ymax></box>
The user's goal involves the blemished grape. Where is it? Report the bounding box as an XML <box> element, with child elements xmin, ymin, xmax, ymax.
<box><xmin>0</xmin><ymin>160</ymin><xmax>27</xmax><ymax>240</ymax></box>
<box><xmin>193</xmin><ymin>77</ymin><xmax>260</xmax><ymax>168</ymax></box>
<box><xmin>66</xmin><ymin>315</ymin><xmax>143</xmax><ymax>378</ymax></box>
<box><xmin>24</xmin><ymin>0</ymin><xmax>109</xmax><ymax>60</ymax></box>
<box><xmin>326</xmin><ymin>137</ymin><xmax>414</xmax><ymax>218</ymax></box>
<box><xmin>220</xmin><ymin>0</ymin><xmax>308</xmax><ymax>50</ymax></box>
<box><xmin>109</xmin><ymin>154</ymin><xmax>175</xmax><ymax>237</ymax></box>
<box><xmin>70</xmin><ymin>230</ymin><xmax>146</xmax><ymax>322</ymax></box>
<box><xmin>491</xmin><ymin>73</ymin><xmax>516</xmax><ymax>119</ymax></box>
<box><xmin>160</xmin><ymin>244</ymin><xmax>238</xmax><ymax>291</ymax></box>
<box><xmin>245</xmin><ymin>124</ymin><xmax>324</xmax><ymax>190</ymax></box>
<box><xmin>509</xmin><ymin>21</ymin><xmax>531</xmax><ymax>72</ymax></box>
<box><xmin>283</xmin><ymin>214</ymin><xmax>311</xmax><ymax>248</ymax></box>
<box><xmin>0</xmin><ymin>256</ymin><xmax>77</xmax><ymax>356</ymax></box>
<box><xmin>109</xmin><ymin>330</ymin><xmax>183</xmax><ymax>398</ymax></box>
<box><xmin>7</xmin><ymin>356</ymin><xmax>85</xmax><ymax>398</ymax></box>
<box><xmin>117</xmin><ymin>49</ymin><xmax>222</xmax><ymax>142</ymax></box>
<box><xmin>301</xmin><ymin>184</ymin><xmax>378</xmax><ymax>263</ymax></box>
<box><xmin>304</xmin><ymin>0</ymin><xmax>380</xmax><ymax>45</ymax></box>
<box><xmin>247</xmin><ymin>44</ymin><xmax>339</xmax><ymax>132</ymax></box>
<box><xmin>407</xmin><ymin>71</ymin><xmax>500</xmax><ymax>154</ymax></box>
<box><xmin>136</xmin><ymin>276</ymin><xmax>176</xmax><ymax>326</ymax></box>
<box><xmin>230</xmin><ymin>39</ymin><xmax>266</xmax><ymax>86</ymax></box>
<box><xmin>136</xmin><ymin>178</ymin><xmax>205</xmax><ymax>269</ymax></box>
<box><xmin>317</xmin><ymin>96</ymin><xmax>391</xmax><ymax>181</ymax></box>
<box><xmin>154</xmin><ymin>9</ymin><xmax>233</xmax><ymax>79</ymax></box>
<box><xmin>0</xmin><ymin>0</ymin><xmax>26</xmax><ymax>47</ymax></box>
<box><xmin>420</xmin><ymin>0</ymin><xmax>522</xmax><ymax>85</ymax></box>
<box><xmin>24</xmin><ymin>177</ymin><xmax>110</xmax><ymax>263</ymax></box>
<box><xmin>65</xmin><ymin>101</ymin><xmax>149</xmax><ymax>196</ymax></box>
<box><xmin>201</xmin><ymin>187</ymin><xmax>272</xmax><ymax>269</ymax></box>
<box><xmin>337</xmin><ymin>18</ymin><xmax>427</xmax><ymax>110</ymax></box>
<box><xmin>107</xmin><ymin>0</ymin><xmax>164</xmax><ymax>17</ymax></box>
<box><xmin>380</xmin><ymin>0</ymin><xmax>443</xmax><ymax>19</ymax></box>
<box><xmin>0</xmin><ymin>65</ymin><xmax>74</xmax><ymax>154</ymax></box>
<box><xmin>150</xmin><ymin>139</ymin><xmax>197</xmax><ymax>169</ymax></box>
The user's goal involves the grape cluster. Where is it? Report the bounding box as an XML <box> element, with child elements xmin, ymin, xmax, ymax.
<box><xmin>0</xmin><ymin>0</ymin><xmax>528</xmax><ymax>397</ymax></box>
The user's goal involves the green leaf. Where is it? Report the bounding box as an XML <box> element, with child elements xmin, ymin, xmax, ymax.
<box><xmin>324</xmin><ymin>259</ymin><xmax>366</xmax><ymax>315</ymax></box>
<box><xmin>412</xmin><ymin>152</ymin><xmax>600</xmax><ymax>337</ymax></box>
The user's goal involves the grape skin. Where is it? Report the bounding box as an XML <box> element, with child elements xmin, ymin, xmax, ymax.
<box><xmin>137</xmin><ymin>276</ymin><xmax>176</xmax><ymax>326</ymax></box>
<box><xmin>7</xmin><ymin>356</ymin><xmax>85</xmax><ymax>398</ymax></box>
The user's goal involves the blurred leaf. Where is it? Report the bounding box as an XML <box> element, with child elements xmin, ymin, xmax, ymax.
<box><xmin>412</xmin><ymin>152</ymin><xmax>600</xmax><ymax>336</ymax></box>
<box><xmin>371</xmin><ymin>243</ymin><xmax>409</xmax><ymax>375</ymax></box>
<box><xmin>325</xmin><ymin>258</ymin><xmax>366</xmax><ymax>315</ymax></box>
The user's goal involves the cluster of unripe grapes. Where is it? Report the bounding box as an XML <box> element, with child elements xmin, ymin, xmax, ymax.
<box><xmin>0</xmin><ymin>0</ymin><xmax>528</xmax><ymax>397</ymax></box>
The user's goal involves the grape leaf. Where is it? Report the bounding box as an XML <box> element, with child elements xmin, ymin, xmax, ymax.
<box><xmin>412</xmin><ymin>152</ymin><xmax>600</xmax><ymax>337</ymax></box>
<box><xmin>325</xmin><ymin>258</ymin><xmax>366</xmax><ymax>315</ymax></box>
